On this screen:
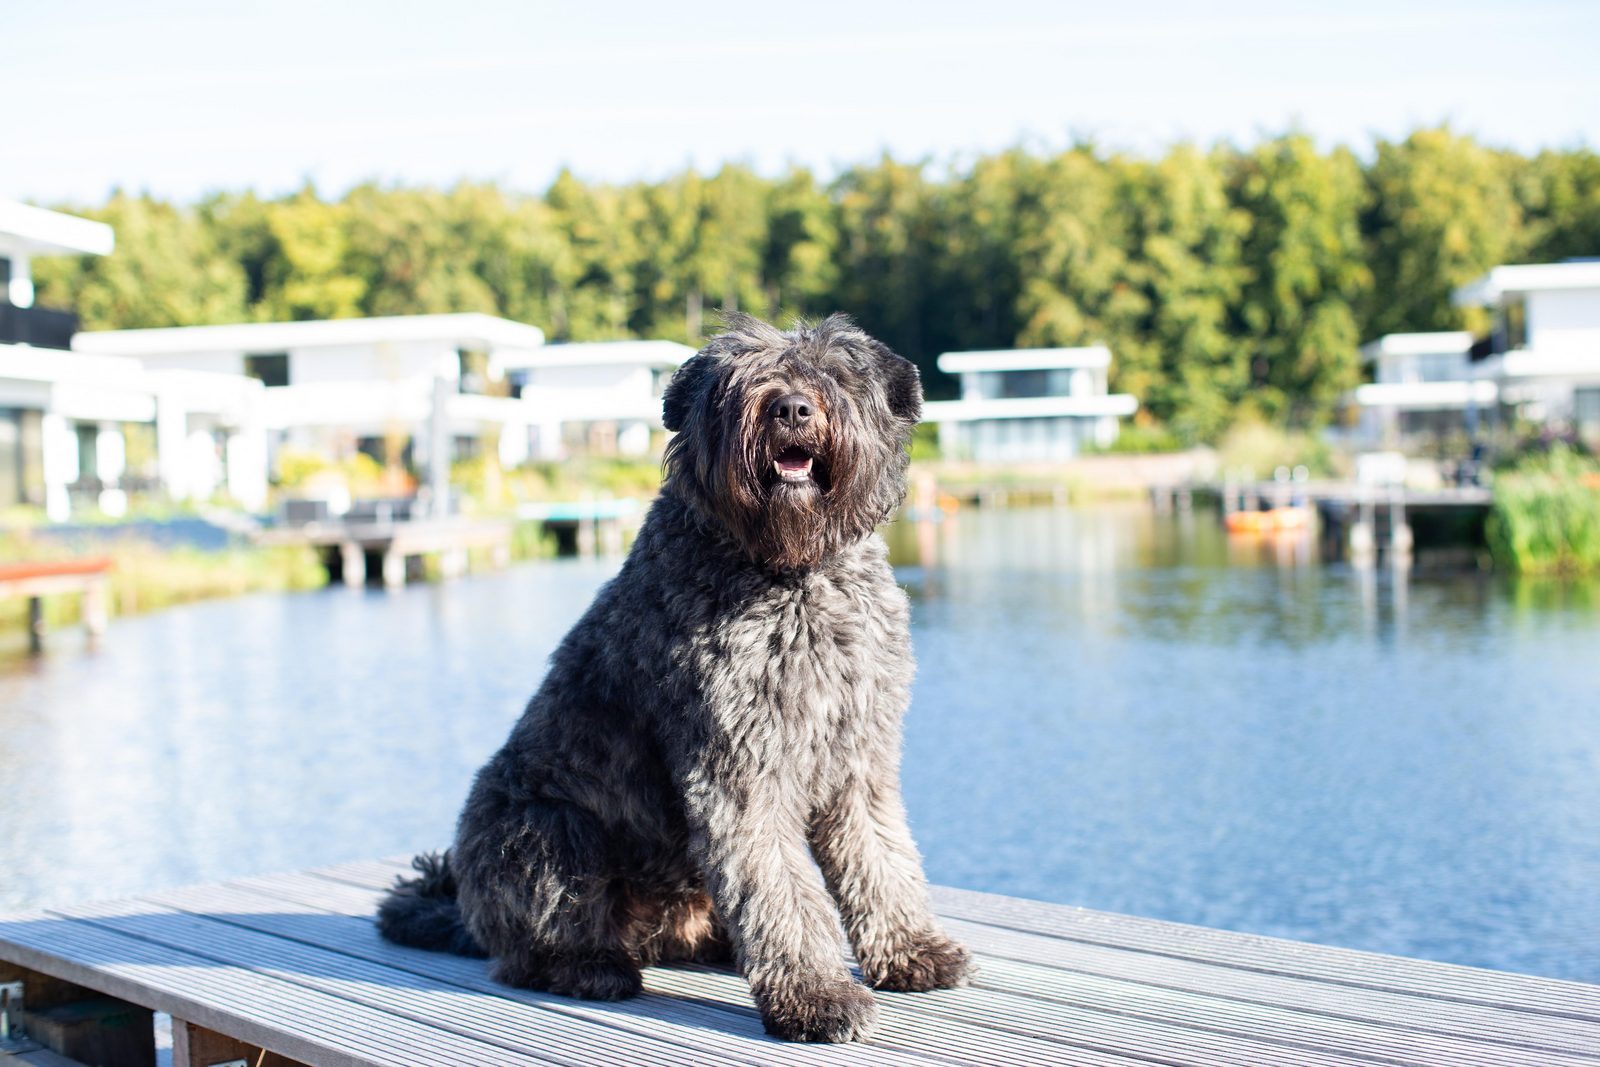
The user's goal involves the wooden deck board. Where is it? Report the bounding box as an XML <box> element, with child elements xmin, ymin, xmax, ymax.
<box><xmin>2</xmin><ymin>860</ymin><xmax>1597</xmax><ymax>1066</ymax></box>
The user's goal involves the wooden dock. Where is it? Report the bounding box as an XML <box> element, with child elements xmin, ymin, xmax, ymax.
<box><xmin>2</xmin><ymin>858</ymin><xmax>1597</xmax><ymax>1065</ymax></box>
<box><xmin>258</xmin><ymin>518</ymin><xmax>514</xmax><ymax>588</ymax></box>
<box><xmin>0</xmin><ymin>559</ymin><xmax>110</xmax><ymax>653</ymax></box>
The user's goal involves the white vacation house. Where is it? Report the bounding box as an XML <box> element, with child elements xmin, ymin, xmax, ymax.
<box><xmin>922</xmin><ymin>346</ymin><xmax>1138</xmax><ymax>462</ymax></box>
<box><xmin>75</xmin><ymin>317</ymin><xmax>698</xmax><ymax>510</ymax></box>
<box><xmin>1455</xmin><ymin>260</ymin><xmax>1600</xmax><ymax>440</ymax></box>
<box><xmin>1349</xmin><ymin>332</ymin><xmax>1498</xmax><ymax>445</ymax></box>
<box><xmin>75</xmin><ymin>314</ymin><xmax>548</xmax><ymax>483</ymax></box>
<box><xmin>499</xmin><ymin>339</ymin><xmax>695</xmax><ymax>460</ymax></box>
<box><xmin>1352</xmin><ymin>258</ymin><xmax>1600</xmax><ymax>447</ymax></box>
<box><xmin>2</xmin><ymin>200</ymin><xmax>271</xmax><ymax>519</ymax></box>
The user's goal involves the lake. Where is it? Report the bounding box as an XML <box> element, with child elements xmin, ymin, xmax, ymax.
<box><xmin>2</xmin><ymin>505</ymin><xmax>1598</xmax><ymax>983</ymax></box>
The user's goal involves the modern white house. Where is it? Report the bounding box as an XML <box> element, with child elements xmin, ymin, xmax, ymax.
<box><xmin>1</xmin><ymin>200</ymin><xmax>135</xmax><ymax>519</ymax></box>
<box><xmin>1351</xmin><ymin>258</ymin><xmax>1600</xmax><ymax>448</ymax></box>
<box><xmin>501</xmin><ymin>340</ymin><xmax>696</xmax><ymax>459</ymax></box>
<box><xmin>1349</xmin><ymin>332</ymin><xmax>1498</xmax><ymax>445</ymax></box>
<box><xmin>2</xmin><ymin>200</ymin><xmax>278</xmax><ymax>519</ymax></box>
<box><xmin>75</xmin><ymin>314</ymin><xmax>547</xmax><ymax>492</ymax></box>
<box><xmin>922</xmin><ymin>346</ymin><xmax>1139</xmax><ymax>462</ymax></box>
<box><xmin>76</xmin><ymin>318</ymin><xmax>700</xmax><ymax>507</ymax></box>
<box><xmin>1454</xmin><ymin>259</ymin><xmax>1600</xmax><ymax>441</ymax></box>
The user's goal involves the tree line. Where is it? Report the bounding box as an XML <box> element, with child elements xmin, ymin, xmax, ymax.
<box><xmin>34</xmin><ymin>127</ymin><xmax>1600</xmax><ymax>444</ymax></box>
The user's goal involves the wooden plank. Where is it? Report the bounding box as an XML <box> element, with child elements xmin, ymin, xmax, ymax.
<box><xmin>311</xmin><ymin>857</ymin><xmax>1600</xmax><ymax>1056</ymax></box>
<box><xmin>139</xmin><ymin>879</ymin><xmax>1034</xmax><ymax>1067</ymax></box>
<box><xmin>944</xmin><ymin>916</ymin><xmax>1600</xmax><ymax>1059</ymax></box>
<box><xmin>0</xmin><ymin>910</ymin><xmax>544</xmax><ymax>1067</ymax></box>
<box><xmin>171</xmin><ymin>1018</ymin><xmax>304</xmax><ymax>1067</ymax></box>
<box><xmin>218</xmin><ymin>870</ymin><xmax>1390</xmax><ymax>1065</ymax></box>
<box><xmin>55</xmin><ymin>894</ymin><xmax>779</xmax><ymax>1067</ymax></box>
<box><xmin>930</xmin><ymin>885</ymin><xmax>1600</xmax><ymax>1020</ymax></box>
<box><xmin>0</xmin><ymin>559</ymin><xmax>112</xmax><ymax>583</ymax></box>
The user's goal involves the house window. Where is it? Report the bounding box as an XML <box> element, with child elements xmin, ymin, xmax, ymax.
<box><xmin>1498</xmin><ymin>298</ymin><xmax>1528</xmax><ymax>352</ymax></box>
<box><xmin>75</xmin><ymin>423</ymin><xmax>98</xmax><ymax>482</ymax></box>
<box><xmin>999</xmin><ymin>370</ymin><xmax>1050</xmax><ymax>399</ymax></box>
<box><xmin>0</xmin><ymin>409</ymin><xmax>20</xmax><ymax>507</ymax></box>
<box><xmin>245</xmin><ymin>352</ymin><xmax>290</xmax><ymax>387</ymax></box>
<box><xmin>458</xmin><ymin>348</ymin><xmax>509</xmax><ymax>397</ymax></box>
<box><xmin>1576</xmin><ymin>388</ymin><xmax>1600</xmax><ymax>442</ymax></box>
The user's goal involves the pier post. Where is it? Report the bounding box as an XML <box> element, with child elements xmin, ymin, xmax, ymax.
<box><xmin>381</xmin><ymin>550</ymin><xmax>407</xmax><ymax>588</ymax></box>
<box><xmin>82</xmin><ymin>577</ymin><xmax>109</xmax><ymax>638</ymax></box>
<box><xmin>1389</xmin><ymin>488</ymin><xmax>1413</xmax><ymax>567</ymax></box>
<box><xmin>25</xmin><ymin>597</ymin><xmax>44</xmax><ymax>654</ymax></box>
<box><xmin>340</xmin><ymin>542</ymin><xmax>366</xmax><ymax>588</ymax></box>
<box><xmin>1349</xmin><ymin>491</ymin><xmax>1376</xmax><ymax>566</ymax></box>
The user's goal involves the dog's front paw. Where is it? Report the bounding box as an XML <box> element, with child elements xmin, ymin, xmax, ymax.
<box><xmin>865</xmin><ymin>934</ymin><xmax>973</xmax><ymax>992</ymax></box>
<box><xmin>756</xmin><ymin>977</ymin><xmax>879</xmax><ymax>1043</ymax></box>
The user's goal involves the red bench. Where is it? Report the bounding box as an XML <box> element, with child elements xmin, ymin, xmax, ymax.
<box><xmin>0</xmin><ymin>558</ymin><xmax>112</xmax><ymax>653</ymax></box>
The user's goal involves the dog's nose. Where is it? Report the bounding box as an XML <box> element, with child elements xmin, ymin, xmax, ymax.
<box><xmin>768</xmin><ymin>393</ymin><xmax>813</xmax><ymax>427</ymax></box>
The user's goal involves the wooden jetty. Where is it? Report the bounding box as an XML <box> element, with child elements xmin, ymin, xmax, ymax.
<box><xmin>0</xmin><ymin>559</ymin><xmax>110</xmax><ymax>653</ymax></box>
<box><xmin>3</xmin><ymin>858</ymin><xmax>1597</xmax><ymax>1065</ymax></box>
<box><xmin>1154</xmin><ymin>480</ymin><xmax>1494</xmax><ymax>564</ymax></box>
<box><xmin>515</xmin><ymin>499</ymin><xmax>641</xmax><ymax>558</ymax></box>
<box><xmin>258</xmin><ymin>518</ymin><xmax>514</xmax><ymax>589</ymax></box>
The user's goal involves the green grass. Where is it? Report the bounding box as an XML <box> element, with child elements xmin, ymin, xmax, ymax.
<box><xmin>1487</xmin><ymin>446</ymin><xmax>1600</xmax><ymax>576</ymax></box>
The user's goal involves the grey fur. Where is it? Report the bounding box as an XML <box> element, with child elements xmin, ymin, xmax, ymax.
<box><xmin>377</xmin><ymin>313</ymin><xmax>971</xmax><ymax>1043</ymax></box>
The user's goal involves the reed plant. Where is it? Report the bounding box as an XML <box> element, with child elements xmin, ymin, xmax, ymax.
<box><xmin>0</xmin><ymin>532</ymin><xmax>326</xmax><ymax>637</ymax></box>
<box><xmin>1488</xmin><ymin>445</ymin><xmax>1600</xmax><ymax>576</ymax></box>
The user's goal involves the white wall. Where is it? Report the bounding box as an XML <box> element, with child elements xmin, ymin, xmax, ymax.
<box><xmin>1528</xmin><ymin>287</ymin><xmax>1600</xmax><ymax>356</ymax></box>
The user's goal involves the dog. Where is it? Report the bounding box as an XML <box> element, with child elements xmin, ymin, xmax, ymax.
<box><xmin>378</xmin><ymin>313</ymin><xmax>971</xmax><ymax>1043</ymax></box>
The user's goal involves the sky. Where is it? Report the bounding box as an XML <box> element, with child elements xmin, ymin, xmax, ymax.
<box><xmin>7</xmin><ymin>0</ymin><xmax>1598</xmax><ymax>205</ymax></box>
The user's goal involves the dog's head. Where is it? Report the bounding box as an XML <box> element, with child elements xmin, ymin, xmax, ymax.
<box><xmin>661</xmin><ymin>313</ymin><xmax>922</xmax><ymax>571</ymax></box>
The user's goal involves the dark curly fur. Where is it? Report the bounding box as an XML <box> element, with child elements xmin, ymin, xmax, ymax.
<box><xmin>378</xmin><ymin>314</ymin><xmax>971</xmax><ymax>1042</ymax></box>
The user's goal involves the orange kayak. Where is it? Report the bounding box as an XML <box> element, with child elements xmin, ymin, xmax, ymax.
<box><xmin>1225</xmin><ymin>507</ymin><xmax>1312</xmax><ymax>534</ymax></box>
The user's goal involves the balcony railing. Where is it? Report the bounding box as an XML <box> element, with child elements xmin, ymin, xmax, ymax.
<box><xmin>0</xmin><ymin>303</ymin><xmax>79</xmax><ymax>350</ymax></box>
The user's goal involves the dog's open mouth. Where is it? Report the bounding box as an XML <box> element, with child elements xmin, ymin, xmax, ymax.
<box><xmin>773</xmin><ymin>446</ymin><xmax>815</xmax><ymax>483</ymax></box>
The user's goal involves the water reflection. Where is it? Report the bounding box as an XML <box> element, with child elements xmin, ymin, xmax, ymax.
<box><xmin>2</xmin><ymin>507</ymin><xmax>1598</xmax><ymax>982</ymax></box>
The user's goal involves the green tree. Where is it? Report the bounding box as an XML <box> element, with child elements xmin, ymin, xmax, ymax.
<box><xmin>763</xmin><ymin>168</ymin><xmax>841</xmax><ymax>322</ymax></box>
<box><xmin>261</xmin><ymin>186</ymin><xmax>366</xmax><ymax>320</ymax></box>
<box><xmin>31</xmin><ymin>192</ymin><xmax>246</xmax><ymax>330</ymax></box>
<box><xmin>1515</xmin><ymin>148</ymin><xmax>1600</xmax><ymax>263</ymax></box>
<box><xmin>1229</xmin><ymin>133</ymin><xmax>1370</xmax><ymax>425</ymax></box>
<box><xmin>1123</xmin><ymin>145</ymin><xmax>1250</xmax><ymax>441</ymax></box>
<box><xmin>1362</xmin><ymin>126</ymin><xmax>1522</xmax><ymax>338</ymax></box>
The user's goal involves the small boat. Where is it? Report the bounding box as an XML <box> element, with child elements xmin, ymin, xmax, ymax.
<box><xmin>1225</xmin><ymin>506</ymin><xmax>1313</xmax><ymax>534</ymax></box>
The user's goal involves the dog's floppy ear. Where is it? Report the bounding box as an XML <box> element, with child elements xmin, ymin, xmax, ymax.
<box><xmin>662</xmin><ymin>353</ymin><xmax>715</xmax><ymax>432</ymax></box>
<box><xmin>869</xmin><ymin>340</ymin><xmax>923</xmax><ymax>423</ymax></box>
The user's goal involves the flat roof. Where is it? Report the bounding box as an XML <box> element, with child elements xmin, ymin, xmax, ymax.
<box><xmin>74</xmin><ymin>313</ymin><xmax>545</xmax><ymax>357</ymax></box>
<box><xmin>1360</xmin><ymin>332</ymin><xmax>1474</xmax><ymax>359</ymax></box>
<box><xmin>922</xmin><ymin>394</ymin><xmax>1138</xmax><ymax>422</ymax></box>
<box><xmin>937</xmin><ymin>346</ymin><xmax>1111</xmax><ymax>374</ymax></box>
<box><xmin>0</xmin><ymin>200</ymin><xmax>115</xmax><ymax>257</ymax></box>
<box><xmin>1455</xmin><ymin>261</ymin><xmax>1600</xmax><ymax>305</ymax></box>
<box><xmin>501</xmin><ymin>339</ymin><xmax>696</xmax><ymax>370</ymax></box>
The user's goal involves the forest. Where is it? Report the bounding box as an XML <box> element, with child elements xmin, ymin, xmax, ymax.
<box><xmin>32</xmin><ymin>126</ymin><xmax>1600</xmax><ymax>446</ymax></box>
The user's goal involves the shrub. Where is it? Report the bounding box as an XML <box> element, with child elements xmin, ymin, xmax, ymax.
<box><xmin>1488</xmin><ymin>445</ymin><xmax>1600</xmax><ymax>576</ymax></box>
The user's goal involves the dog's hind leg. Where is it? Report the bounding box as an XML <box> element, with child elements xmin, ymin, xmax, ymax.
<box><xmin>454</xmin><ymin>795</ymin><xmax>643</xmax><ymax>1001</ymax></box>
<box><xmin>631</xmin><ymin>890</ymin><xmax>732</xmax><ymax>966</ymax></box>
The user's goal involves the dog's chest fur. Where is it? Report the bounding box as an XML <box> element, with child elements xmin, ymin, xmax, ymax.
<box><xmin>681</xmin><ymin>540</ymin><xmax>912</xmax><ymax>800</ymax></box>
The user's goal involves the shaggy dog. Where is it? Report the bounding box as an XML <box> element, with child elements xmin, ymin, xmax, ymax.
<box><xmin>378</xmin><ymin>313</ymin><xmax>970</xmax><ymax>1043</ymax></box>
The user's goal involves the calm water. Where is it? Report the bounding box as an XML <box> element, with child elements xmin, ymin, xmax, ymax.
<box><xmin>3</xmin><ymin>506</ymin><xmax>1598</xmax><ymax>983</ymax></box>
